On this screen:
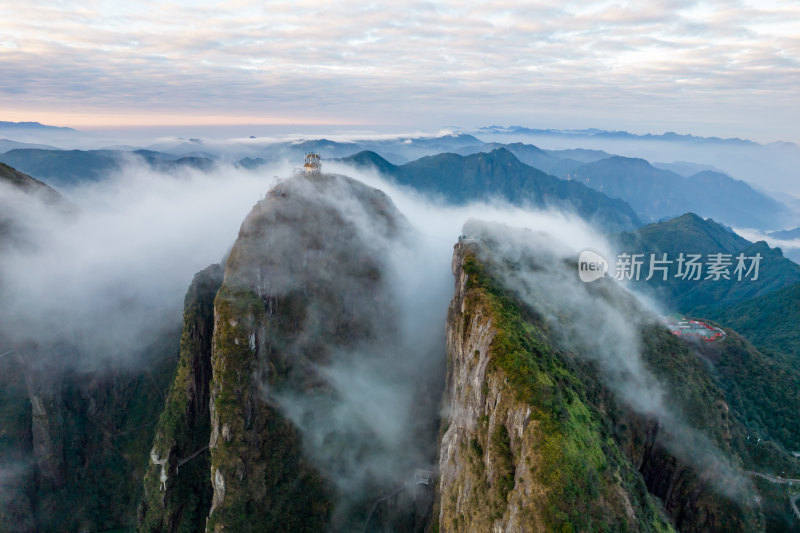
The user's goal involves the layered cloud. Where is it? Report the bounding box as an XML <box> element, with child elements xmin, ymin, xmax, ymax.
<box><xmin>1</xmin><ymin>1</ymin><xmax>799</xmax><ymax>140</ymax></box>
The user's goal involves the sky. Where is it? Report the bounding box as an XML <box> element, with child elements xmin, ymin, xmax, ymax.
<box><xmin>1</xmin><ymin>0</ymin><xmax>799</xmax><ymax>142</ymax></box>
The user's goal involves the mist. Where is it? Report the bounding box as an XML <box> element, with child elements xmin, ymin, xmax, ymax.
<box><xmin>3</xmin><ymin>150</ymin><xmax>599</xmax><ymax>517</ymax></box>
<box><xmin>460</xmin><ymin>219</ymin><xmax>751</xmax><ymax>501</ymax></box>
<box><xmin>477</xmin><ymin>130</ymin><xmax>800</xmax><ymax>200</ymax></box>
<box><xmin>1</xmin><ymin>151</ymin><xmax>755</xmax><ymax>521</ymax></box>
<box><xmin>224</xmin><ymin>161</ymin><xmax>622</xmax><ymax>521</ymax></box>
<box><xmin>326</xmin><ymin>159</ymin><xmax>753</xmax><ymax>503</ymax></box>
<box><xmin>735</xmin><ymin>226</ymin><xmax>800</xmax><ymax>264</ymax></box>
<box><xmin>0</xmin><ymin>159</ymin><xmax>281</xmax><ymax>368</ymax></box>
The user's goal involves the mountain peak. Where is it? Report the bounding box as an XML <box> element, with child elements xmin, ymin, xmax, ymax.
<box><xmin>636</xmin><ymin>212</ymin><xmax>750</xmax><ymax>253</ymax></box>
<box><xmin>0</xmin><ymin>162</ymin><xmax>67</xmax><ymax>206</ymax></box>
<box><xmin>0</xmin><ymin>121</ymin><xmax>76</xmax><ymax>131</ymax></box>
<box><xmin>339</xmin><ymin>150</ymin><xmax>397</xmax><ymax>174</ymax></box>
<box><xmin>482</xmin><ymin>146</ymin><xmax>519</xmax><ymax>161</ymax></box>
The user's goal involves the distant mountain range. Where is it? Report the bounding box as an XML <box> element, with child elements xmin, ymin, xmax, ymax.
<box><xmin>474</xmin><ymin>126</ymin><xmax>800</xmax><ymax>198</ymax></box>
<box><xmin>0</xmin><ymin>121</ymin><xmax>101</xmax><ymax>148</ymax></box>
<box><xmin>0</xmin><ymin>139</ymin><xmax>61</xmax><ymax>152</ymax></box>
<box><xmin>652</xmin><ymin>160</ymin><xmax>725</xmax><ymax>176</ymax></box>
<box><xmin>769</xmin><ymin>226</ymin><xmax>800</xmax><ymax>240</ymax></box>
<box><xmin>145</xmin><ymin>132</ymin><xmax>487</xmax><ymax>165</ymax></box>
<box><xmin>0</xmin><ymin>121</ymin><xmax>76</xmax><ymax>132</ymax></box>
<box><xmin>5</xmin><ymin>136</ymin><xmax>794</xmax><ymax>232</ymax></box>
<box><xmin>452</xmin><ymin>142</ymin><xmax>589</xmax><ymax>176</ymax></box>
<box><xmin>477</xmin><ymin>125</ymin><xmax>767</xmax><ymax>147</ymax></box>
<box><xmin>340</xmin><ymin>148</ymin><xmax>642</xmax><ymax>231</ymax></box>
<box><xmin>0</xmin><ymin>149</ymin><xmax>216</xmax><ymax>187</ymax></box>
<box><xmin>567</xmin><ymin>156</ymin><xmax>790</xmax><ymax>229</ymax></box>
<box><xmin>445</xmin><ymin>144</ymin><xmax>790</xmax><ymax>229</ymax></box>
<box><xmin>2</xmin><ymin>126</ymin><xmax>797</xmax><ymax>231</ymax></box>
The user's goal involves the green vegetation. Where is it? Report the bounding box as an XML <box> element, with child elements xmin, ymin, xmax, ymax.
<box><xmin>491</xmin><ymin>424</ymin><xmax>515</xmax><ymax>501</ymax></box>
<box><xmin>205</xmin><ymin>285</ymin><xmax>331</xmax><ymax>532</ymax></box>
<box><xmin>139</xmin><ymin>264</ymin><xmax>221</xmax><ymax>532</ymax></box>
<box><xmin>613</xmin><ymin>212</ymin><xmax>800</xmax><ymax>526</ymax></box>
<box><xmin>614</xmin><ymin>213</ymin><xmax>800</xmax><ymax>314</ymax></box>
<box><xmin>460</xmin><ymin>251</ymin><xmax>673</xmax><ymax>532</ymax></box>
<box><xmin>453</xmin><ymin>243</ymin><xmax>784</xmax><ymax>531</ymax></box>
<box><xmin>23</xmin><ymin>332</ymin><xmax>180</xmax><ymax>532</ymax></box>
<box><xmin>707</xmin><ymin>281</ymin><xmax>800</xmax><ymax>362</ymax></box>
<box><xmin>692</xmin><ymin>329</ymin><xmax>800</xmax><ymax>452</ymax></box>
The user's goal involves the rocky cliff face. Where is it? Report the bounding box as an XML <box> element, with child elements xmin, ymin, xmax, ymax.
<box><xmin>205</xmin><ymin>173</ymin><xmax>442</xmax><ymax>532</ymax></box>
<box><xmin>434</xmin><ymin>230</ymin><xmax>764</xmax><ymax>532</ymax></box>
<box><xmin>0</xmin><ymin>332</ymin><xmax>179</xmax><ymax>532</ymax></box>
<box><xmin>6</xmin><ymin>164</ymin><xmax>794</xmax><ymax>532</ymax></box>
<box><xmin>15</xmin><ymin>343</ymin><xmax>67</xmax><ymax>490</ymax></box>
<box><xmin>436</xmin><ymin>242</ymin><xmax>672</xmax><ymax>532</ymax></box>
<box><xmin>139</xmin><ymin>263</ymin><xmax>222</xmax><ymax>532</ymax></box>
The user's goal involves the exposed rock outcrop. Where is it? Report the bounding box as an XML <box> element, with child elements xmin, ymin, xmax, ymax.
<box><xmin>139</xmin><ymin>263</ymin><xmax>222</xmax><ymax>532</ymax></box>
<box><xmin>206</xmin><ymin>173</ymin><xmax>441</xmax><ymax>532</ymax></box>
<box><xmin>436</xmin><ymin>242</ymin><xmax>671</xmax><ymax>532</ymax></box>
<box><xmin>434</xmin><ymin>234</ymin><xmax>763</xmax><ymax>532</ymax></box>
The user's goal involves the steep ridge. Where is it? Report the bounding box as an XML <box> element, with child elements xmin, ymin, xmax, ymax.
<box><xmin>0</xmin><ymin>162</ymin><xmax>73</xmax><ymax>251</ymax></box>
<box><xmin>437</xmin><ymin>243</ymin><xmax>672</xmax><ymax>532</ymax></box>
<box><xmin>0</xmin><ymin>162</ymin><xmax>64</xmax><ymax>204</ymax></box>
<box><xmin>139</xmin><ymin>264</ymin><xmax>223</xmax><ymax>532</ymax></box>
<box><xmin>434</xmin><ymin>222</ymin><xmax>766</xmax><ymax>532</ymax></box>
<box><xmin>204</xmin><ymin>172</ymin><xmax>444</xmax><ymax>531</ymax></box>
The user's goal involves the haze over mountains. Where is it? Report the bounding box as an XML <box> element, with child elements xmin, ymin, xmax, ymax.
<box><xmin>0</xmin><ymin>149</ymin><xmax>217</xmax><ymax>187</ymax></box>
<box><xmin>337</xmin><ymin>148</ymin><xmax>641</xmax><ymax>231</ymax></box>
<box><xmin>477</xmin><ymin>126</ymin><xmax>800</xmax><ymax>197</ymax></box>
<box><xmin>2</xmin><ymin>124</ymin><xmax>798</xmax><ymax>234</ymax></box>
<box><xmin>568</xmin><ymin>158</ymin><xmax>789</xmax><ymax>228</ymax></box>
<box><xmin>2</xmin><ymin>123</ymin><xmax>800</xmax><ymax>532</ymax></box>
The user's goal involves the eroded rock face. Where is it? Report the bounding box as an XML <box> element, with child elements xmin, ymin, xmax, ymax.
<box><xmin>435</xmin><ymin>243</ymin><xmax>653</xmax><ymax>532</ymax></box>
<box><xmin>15</xmin><ymin>344</ymin><xmax>67</xmax><ymax>490</ymax></box>
<box><xmin>138</xmin><ymin>263</ymin><xmax>222</xmax><ymax>533</ymax></box>
<box><xmin>437</xmin><ymin>244</ymin><xmax>574</xmax><ymax>533</ymax></box>
<box><xmin>206</xmin><ymin>173</ymin><xmax>441</xmax><ymax>532</ymax></box>
<box><xmin>435</xmin><ymin>238</ymin><xmax>761</xmax><ymax>533</ymax></box>
<box><xmin>437</xmin><ymin>222</ymin><xmax>764</xmax><ymax>531</ymax></box>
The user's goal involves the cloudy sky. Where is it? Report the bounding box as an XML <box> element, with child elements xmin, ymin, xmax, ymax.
<box><xmin>1</xmin><ymin>0</ymin><xmax>798</xmax><ymax>141</ymax></box>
